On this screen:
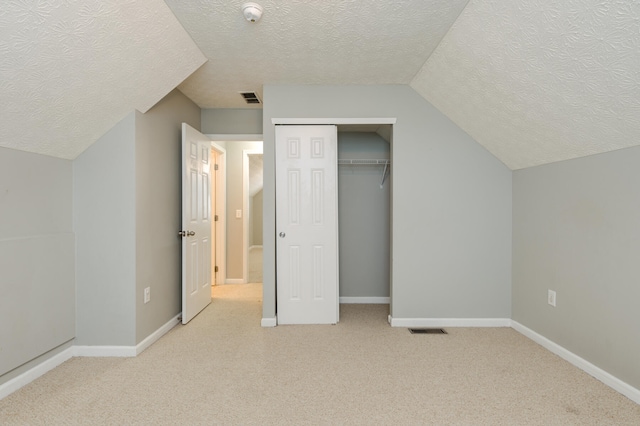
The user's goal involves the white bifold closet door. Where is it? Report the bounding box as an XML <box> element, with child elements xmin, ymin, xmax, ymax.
<box><xmin>275</xmin><ymin>125</ymin><xmax>339</xmax><ymax>324</ymax></box>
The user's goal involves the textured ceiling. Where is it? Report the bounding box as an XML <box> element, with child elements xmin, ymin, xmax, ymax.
<box><xmin>0</xmin><ymin>0</ymin><xmax>206</xmax><ymax>159</ymax></box>
<box><xmin>164</xmin><ymin>0</ymin><xmax>469</xmax><ymax>108</ymax></box>
<box><xmin>411</xmin><ymin>0</ymin><xmax>640</xmax><ymax>170</ymax></box>
<box><xmin>4</xmin><ymin>0</ymin><xmax>639</xmax><ymax>169</ymax></box>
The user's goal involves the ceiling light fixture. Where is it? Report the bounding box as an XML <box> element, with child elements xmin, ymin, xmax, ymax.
<box><xmin>242</xmin><ymin>2</ymin><xmax>263</xmax><ymax>23</ymax></box>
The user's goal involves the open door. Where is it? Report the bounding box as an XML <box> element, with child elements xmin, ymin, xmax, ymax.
<box><xmin>181</xmin><ymin>123</ymin><xmax>212</xmax><ymax>324</ymax></box>
<box><xmin>275</xmin><ymin>125</ymin><xmax>339</xmax><ymax>324</ymax></box>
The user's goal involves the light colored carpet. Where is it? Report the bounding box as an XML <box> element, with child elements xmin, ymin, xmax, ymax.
<box><xmin>1</xmin><ymin>283</ymin><xmax>639</xmax><ymax>425</ymax></box>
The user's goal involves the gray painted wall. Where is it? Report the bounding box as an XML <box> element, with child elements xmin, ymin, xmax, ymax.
<box><xmin>0</xmin><ymin>147</ymin><xmax>75</xmax><ymax>382</ymax></box>
<box><xmin>201</xmin><ymin>108</ymin><xmax>263</xmax><ymax>135</ymax></box>
<box><xmin>338</xmin><ymin>132</ymin><xmax>390</xmax><ymax>298</ymax></box>
<box><xmin>513</xmin><ymin>146</ymin><xmax>640</xmax><ymax>390</ymax></box>
<box><xmin>134</xmin><ymin>90</ymin><xmax>201</xmax><ymax>344</ymax></box>
<box><xmin>251</xmin><ymin>189</ymin><xmax>263</xmax><ymax>246</ymax></box>
<box><xmin>75</xmin><ymin>89</ymin><xmax>200</xmax><ymax>347</ymax></box>
<box><xmin>74</xmin><ymin>112</ymin><xmax>137</xmax><ymax>346</ymax></box>
<box><xmin>262</xmin><ymin>85</ymin><xmax>512</xmax><ymax>321</ymax></box>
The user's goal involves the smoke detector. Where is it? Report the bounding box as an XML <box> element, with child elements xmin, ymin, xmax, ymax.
<box><xmin>242</xmin><ymin>3</ymin><xmax>263</xmax><ymax>22</ymax></box>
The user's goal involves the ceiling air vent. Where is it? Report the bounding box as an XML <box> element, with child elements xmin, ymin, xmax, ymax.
<box><xmin>240</xmin><ymin>91</ymin><xmax>261</xmax><ymax>104</ymax></box>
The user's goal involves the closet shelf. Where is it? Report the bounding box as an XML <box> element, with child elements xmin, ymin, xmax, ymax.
<box><xmin>338</xmin><ymin>159</ymin><xmax>390</xmax><ymax>165</ymax></box>
<box><xmin>337</xmin><ymin>159</ymin><xmax>391</xmax><ymax>188</ymax></box>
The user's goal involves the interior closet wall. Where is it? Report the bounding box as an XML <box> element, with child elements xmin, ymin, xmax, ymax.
<box><xmin>338</xmin><ymin>132</ymin><xmax>390</xmax><ymax>299</ymax></box>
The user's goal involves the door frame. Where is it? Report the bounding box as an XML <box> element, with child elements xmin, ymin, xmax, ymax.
<box><xmin>270</xmin><ymin>118</ymin><xmax>396</xmax><ymax>325</ymax></box>
<box><xmin>210</xmin><ymin>142</ymin><xmax>226</xmax><ymax>285</ymax></box>
<box><xmin>243</xmin><ymin>147</ymin><xmax>263</xmax><ymax>283</ymax></box>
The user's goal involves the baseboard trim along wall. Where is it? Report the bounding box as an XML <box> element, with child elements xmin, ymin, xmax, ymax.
<box><xmin>261</xmin><ymin>317</ymin><xmax>277</xmax><ymax>327</ymax></box>
<box><xmin>73</xmin><ymin>345</ymin><xmax>136</xmax><ymax>357</ymax></box>
<box><xmin>0</xmin><ymin>347</ymin><xmax>74</xmax><ymax>401</ymax></box>
<box><xmin>74</xmin><ymin>314</ymin><xmax>180</xmax><ymax>358</ymax></box>
<box><xmin>339</xmin><ymin>297</ymin><xmax>390</xmax><ymax>304</ymax></box>
<box><xmin>135</xmin><ymin>314</ymin><xmax>181</xmax><ymax>356</ymax></box>
<box><xmin>389</xmin><ymin>317</ymin><xmax>512</xmax><ymax>328</ymax></box>
<box><xmin>511</xmin><ymin>321</ymin><xmax>640</xmax><ymax>405</ymax></box>
<box><xmin>0</xmin><ymin>314</ymin><xmax>181</xmax><ymax>400</ymax></box>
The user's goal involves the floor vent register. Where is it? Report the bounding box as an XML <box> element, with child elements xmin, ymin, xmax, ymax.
<box><xmin>409</xmin><ymin>328</ymin><xmax>447</xmax><ymax>334</ymax></box>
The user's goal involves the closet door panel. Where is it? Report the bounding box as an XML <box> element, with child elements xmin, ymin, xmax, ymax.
<box><xmin>276</xmin><ymin>125</ymin><xmax>338</xmax><ymax>324</ymax></box>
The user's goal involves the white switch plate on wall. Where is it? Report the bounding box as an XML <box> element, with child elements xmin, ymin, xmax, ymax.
<box><xmin>144</xmin><ymin>287</ymin><xmax>151</xmax><ymax>304</ymax></box>
<box><xmin>235</xmin><ymin>209</ymin><xmax>242</xmax><ymax>218</ymax></box>
<box><xmin>548</xmin><ymin>289</ymin><xmax>556</xmax><ymax>307</ymax></box>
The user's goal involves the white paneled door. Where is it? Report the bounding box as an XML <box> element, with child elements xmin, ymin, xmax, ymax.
<box><xmin>276</xmin><ymin>125</ymin><xmax>339</xmax><ymax>324</ymax></box>
<box><xmin>181</xmin><ymin>123</ymin><xmax>212</xmax><ymax>324</ymax></box>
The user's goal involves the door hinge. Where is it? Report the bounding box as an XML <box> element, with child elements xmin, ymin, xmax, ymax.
<box><xmin>214</xmin><ymin>265</ymin><xmax>219</xmax><ymax>273</ymax></box>
<box><xmin>214</xmin><ymin>164</ymin><xmax>219</xmax><ymax>171</ymax></box>
<box><xmin>214</xmin><ymin>215</ymin><xmax>219</xmax><ymax>221</ymax></box>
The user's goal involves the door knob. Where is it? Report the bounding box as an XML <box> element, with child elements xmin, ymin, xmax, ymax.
<box><xmin>187</xmin><ymin>230</ymin><xmax>196</xmax><ymax>236</ymax></box>
<box><xmin>279</xmin><ymin>232</ymin><xmax>286</xmax><ymax>238</ymax></box>
<box><xmin>178</xmin><ymin>230</ymin><xmax>186</xmax><ymax>237</ymax></box>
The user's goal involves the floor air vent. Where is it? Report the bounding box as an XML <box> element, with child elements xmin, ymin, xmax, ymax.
<box><xmin>409</xmin><ymin>328</ymin><xmax>447</xmax><ymax>334</ymax></box>
<box><xmin>240</xmin><ymin>91</ymin><xmax>261</xmax><ymax>104</ymax></box>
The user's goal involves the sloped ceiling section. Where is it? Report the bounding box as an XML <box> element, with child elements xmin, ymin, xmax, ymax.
<box><xmin>165</xmin><ymin>0</ymin><xmax>469</xmax><ymax>108</ymax></box>
<box><xmin>411</xmin><ymin>0</ymin><xmax>640</xmax><ymax>170</ymax></box>
<box><xmin>0</xmin><ymin>0</ymin><xmax>207</xmax><ymax>159</ymax></box>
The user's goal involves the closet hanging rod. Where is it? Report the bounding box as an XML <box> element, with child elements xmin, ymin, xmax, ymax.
<box><xmin>337</xmin><ymin>159</ymin><xmax>390</xmax><ymax>165</ymax></box>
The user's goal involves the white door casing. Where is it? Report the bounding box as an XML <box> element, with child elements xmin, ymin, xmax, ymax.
<box><xmin>276</xmin><ymin>125</ymin><xmax>339</xmax><ymax>324</ymax></box>
<box><xmin>181</xmin><ymin>123</ymin><xmax>212</xmax><ymax>324</ymax></box>
<box><xmin>210</xmin><ymin>149</ymin><xmax>218</xmax><ymax>287</ymax></box>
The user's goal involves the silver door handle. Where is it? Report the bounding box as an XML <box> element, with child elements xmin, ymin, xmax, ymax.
<box><xmin>187</xmin><ymin>230</ymin><xmax>196</xmax><ymax>236</ymax></box>
<box><xmin>279</xmin><ymin>232</ymin><xmax>285</xmax><ymax>238</ymax></box>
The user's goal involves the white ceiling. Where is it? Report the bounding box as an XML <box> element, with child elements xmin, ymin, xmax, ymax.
<box><xmin>2</xmin><ymin>0</ymin><xmax>639</xmax><ymax>169</ymax></box>
<box><xmin>411</xmin><ymin>0</ymin><xmax>640</xmax><ymax>170</ymax></box>
<box><xmin>0</xmin><ymin>0</ymin><xmax>206</xmax><ymax>159</ymax></box>
<box><xmin>164</xmin><ymin>0</ymin><xmax>469</xmax><ymax>108</ymax></box>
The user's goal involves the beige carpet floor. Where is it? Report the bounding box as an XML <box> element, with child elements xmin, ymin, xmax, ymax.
<box><xmin>1</xmin><ymin>283</ymin><xmax>639</xmax><ymax>425</ymax></box>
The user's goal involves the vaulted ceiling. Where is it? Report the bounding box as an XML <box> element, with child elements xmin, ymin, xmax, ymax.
<box><xmin>1</xmin><ymin>1</ymin><xmax>639</xmax><ymax>169</ymax></box>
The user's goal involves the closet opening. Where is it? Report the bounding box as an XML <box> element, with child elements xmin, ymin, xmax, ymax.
<box><xmin>337</xmin><ymin>124</ymin><xmax>392</xmax><ymax>316</ymax></box>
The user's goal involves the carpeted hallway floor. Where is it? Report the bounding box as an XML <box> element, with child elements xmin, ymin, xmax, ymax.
<box><xmin>1</xmin><ymin>283</ymin><xmax>638</xmax><ymax>425</ymax></box>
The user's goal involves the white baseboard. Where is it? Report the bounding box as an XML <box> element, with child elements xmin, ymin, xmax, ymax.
<box><xmin>74</xmin><ymin>314</ymin><xmax>180</xmax><ymax>357</ymax></box>
<box><xmin>0</xmin><ymin>347</ymin><xmax>74</xmax><ymax>400</ymax></box>
<box><xmin>261</xmin><ymin>317</ymin><xmax>277</xmax><ymax>327</ymax></box>
<box><xmin>511</xmin><ymin>321</ymin><xmax>640</xmax><ymax>405</ymax></box>
<box><xmin>340</xmin><ymin>297</ymin><xmax>390</xmax><ymax>304</ymax></box>
<box><xmin>135</xmin><ymin>314</ymin><xmax>180</xmax><ymax>355</ymax></box>
<box><xmin>225</xmin><ymin>279</ymin><xmax>245</xmax><ymax>284</ymax></box>
<box><xmin>1</xmin><ymin>315</ymin><xmax>181</xmax><ymax>400</ymax></box>
<box><xmin>389</xmin><ymin>317</ymin><xmax>511</xmax><ymax>328</ymax></box>
<box><xmin>73</xmin><ymin>345</ymin><xmax>136</xmax><ymax>357</ymax></box>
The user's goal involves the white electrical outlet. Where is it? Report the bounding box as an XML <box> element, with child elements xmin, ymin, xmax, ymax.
<box><xmin>235</xmin><ymin>209</ymin><xmax>242</xmax><ymax>218</ymax></box>
<box><xmin>547</xmin><ymin>289</ymin><xmax>556</xmax><ymax>307</ymax></box>
<box><xmin>144</xmin><ymin>287</ymin><xmax>151</xmax><ymax>304</ymax></box>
